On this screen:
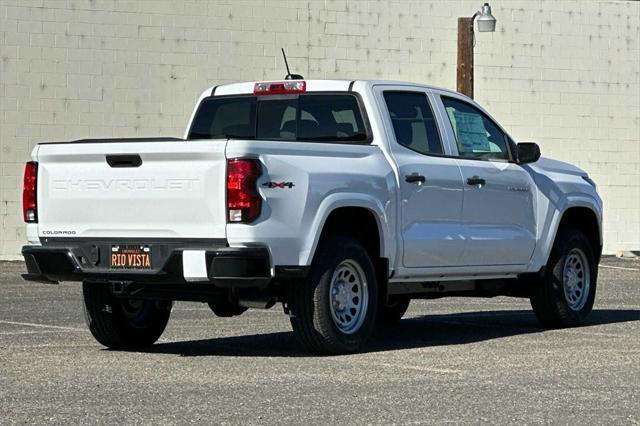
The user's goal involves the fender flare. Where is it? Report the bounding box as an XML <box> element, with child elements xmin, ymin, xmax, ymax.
<box><xmin>530</xmin><ymin>194</ymin><xmax>603</xmax><ymax>271</ymax></box>
<box><xmin>298</xmin><ymin>193</ymin><xmax>394</xmax><ymax>267</ymax></box>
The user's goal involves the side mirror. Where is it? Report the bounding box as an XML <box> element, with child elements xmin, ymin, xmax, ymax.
<box><xmin>517</xmin><ymin>142</ymin><xmax>541</xmax><ymax>164</ymax></box>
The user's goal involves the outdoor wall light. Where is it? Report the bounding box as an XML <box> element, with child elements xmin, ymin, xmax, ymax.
<box><xmin>475</xmin><ymin>3</ymin><xmax>497</xmax><ymax>33</ymax></box>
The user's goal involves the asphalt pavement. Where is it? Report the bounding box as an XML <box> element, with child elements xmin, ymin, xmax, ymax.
<box><xmin>1</xmin><ymin>257</ymin><xmax>638</xmax><ymax>424</ymax></box>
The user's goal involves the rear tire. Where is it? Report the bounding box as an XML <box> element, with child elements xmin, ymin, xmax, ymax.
<box><xmin>377</xmin><ymin>296</ymin><xmax>410</xmax><ymax>325</ymax></box>
<box><xmin>287</xmin><ymin>236</ymin><xmax>378</xmax><ymax>354</ymax></box>
<box><xmin>82</xmin><ymin>282</ymin><xmax>172</xmax><ymax>349</ymax></box>
<box><xmin>530</xmin><ymin>228</ymin><xmax>597</xmax><ymax>328</ymax></box>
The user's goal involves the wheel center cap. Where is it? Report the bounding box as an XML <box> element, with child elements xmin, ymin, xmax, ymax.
<box><xmin>565</xmin><ymin>268</ymin><xmax>577</xmax><ymax>288</ymax></box>
<box><xmin>333</xmin><ymin>283</ymin><xmax>349</xmax><ymax>310</ymax></box>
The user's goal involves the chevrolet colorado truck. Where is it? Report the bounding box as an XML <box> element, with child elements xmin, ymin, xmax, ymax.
<box><xmin>21</xmin><ymin>79</ymin><xmax>602</xmax><ymax>354</ymax></box>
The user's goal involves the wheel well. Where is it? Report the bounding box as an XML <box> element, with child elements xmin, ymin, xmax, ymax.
<box><xmin>315</xmin><ymin>206</ymin><xmax>389</xmax><ymax>302</ymax></box>
<box><xmin>316</xmin><ymin>207</ymin><xmax>381</xmax><ymax>260</ymax></box>
<box><xmin>558</xmin><ymin>207</ymin><xmax>602</xmax><ymax>261</ymax></box>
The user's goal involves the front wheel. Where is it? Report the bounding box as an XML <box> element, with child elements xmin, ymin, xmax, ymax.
<box><xmin>530</xmin><ymin>228</ymin><xmax>598</xmax><ymax>328</ymax></box>
<box><xmin>82</xmin><ymin>282</ymin><xmax>172</xmax><ymax>349</ymax></box>
<box><xmin>287</xmin><ymin>237</ymin><xmax>378</xmax><ymax>354</ymax></box>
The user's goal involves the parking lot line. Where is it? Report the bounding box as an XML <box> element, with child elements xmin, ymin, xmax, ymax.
<box><xmin>0</xmin><ymin>330</ymin><xmax>82</xmax><ymax>335</ymax></box>
<box><xmin>599</xmin><ymin>264</ymin><xmax>639</xmax><ymax>271</ymax></box>
<box><xmin>367</xmin><ymin>361</ymin><xmax>462</xmax><ymax>374</ymax></box>
<box><xmin>0</xmin><ymin>320</ymin><xmax>85</xmax><ymax>332</ymax></box>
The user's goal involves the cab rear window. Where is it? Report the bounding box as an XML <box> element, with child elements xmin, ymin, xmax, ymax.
<box><xmin>188</xmin><ymin>93</ymin><xmax>369</xmax><ymax>143</ymax></box>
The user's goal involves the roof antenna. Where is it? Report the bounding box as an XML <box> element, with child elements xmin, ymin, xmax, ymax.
<box><xmin>281</xmin><ymin>48</ymin><xmax>304</xmax><ymax>80</ymax></box>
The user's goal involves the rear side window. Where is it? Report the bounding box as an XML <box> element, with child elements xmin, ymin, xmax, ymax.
<box><xmin>188</xmin><ymin>94</ymin><xmax>369</xmax><ymax>143</ymax></box>
<box><xmin>441</xmin><ymin>96</ymin><xmax>510</xmax><ymax>161</ymax></box>
<box><xmin>383</xmin><ymin>91</ymin><xmax>443</xmax><ymax>156</ymax></box>
<box><xmin>189</xmin><ymin>97</ymin><xmax>256</xmax><ymax>139</ymax></box>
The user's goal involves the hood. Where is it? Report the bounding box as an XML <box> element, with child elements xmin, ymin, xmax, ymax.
<box><xmin>530</xmin><ymin>157</ymin><xmax>587</xmax><ymax>177</ymax></box>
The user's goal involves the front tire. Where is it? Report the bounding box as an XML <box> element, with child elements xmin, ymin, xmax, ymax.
<box><xmin>82</xmin><ymin>282</ymin><xmax>172</xmax><ymax>349</ymax></box>
<box><xmin>530</xmin><ymin>228</ymin><xmax>597</xmax><ymax>328</ymax></box>
<box><xmin>287</xmin><ymin>237</ymin><xmax>378</xmax><ymax>354</ymax></box>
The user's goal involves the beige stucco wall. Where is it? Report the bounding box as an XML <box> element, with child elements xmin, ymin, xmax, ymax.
<box><xmin>1</xmin><ymin>0</ymin><xmax>638</xmax><ymax>259</ymax></box>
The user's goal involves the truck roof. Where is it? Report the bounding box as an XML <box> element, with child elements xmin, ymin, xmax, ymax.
<box><xmin>207</xmin><ymin>79</ymin><xmax>463</xmax><ymax>98</ymax></box>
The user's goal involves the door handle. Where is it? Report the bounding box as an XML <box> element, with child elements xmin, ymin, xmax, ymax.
<box><xmin>466</xmin><ymin>176</ymin><xmax>486</xmax><ymax>187</ymax></box>
<box><xmin>405</xmin><ymin>173</ymin><xmax>426</xmax><ymax>184</ymax></box>
<box><xmin>106</xmin><ymin>154</ymin><xmax>142</xmax><ymax>168</ymax></box>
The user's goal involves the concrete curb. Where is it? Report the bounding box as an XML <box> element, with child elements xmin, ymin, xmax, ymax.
<box><xmin>617</xmin><ymin>251</ymin><xmax>640</xmax><ymax>259</ymax></box>
<box><xmin>0</xmin><ymin>256</ymin><xmax>24</xmax><ymax>262</ymax></box>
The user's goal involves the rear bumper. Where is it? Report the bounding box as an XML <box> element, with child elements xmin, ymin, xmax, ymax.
<box><xmin>22</xmin><ymin>241</ymin><xmax>272</xmax><ymax>288</ymax></box>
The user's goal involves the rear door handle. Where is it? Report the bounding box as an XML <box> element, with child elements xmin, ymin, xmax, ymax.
<box><xmin>106</xmin><ymin>154</ymin><xmax>142</xmax><ymax>168</ymax></box>
<box><xmin>466</xmin><ymin>176</ymin><xmax>486</xmax><ymax>186</ymax></box>
<box><xmin>405</xmin><ymin>173</ymin><xmax>426</xmax><ymax>184</ymax></box>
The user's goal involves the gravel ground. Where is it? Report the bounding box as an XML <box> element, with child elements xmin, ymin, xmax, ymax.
<box><xmin>0</xmin><ymin>257</ymin><xmax>638</xmax><ymax>424</ymax></box>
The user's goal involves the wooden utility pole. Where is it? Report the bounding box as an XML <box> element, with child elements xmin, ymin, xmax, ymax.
<box><xmin>456</xmin><ymin>17</ymin><xmax>474</xmax><ymax>99</ymax></box>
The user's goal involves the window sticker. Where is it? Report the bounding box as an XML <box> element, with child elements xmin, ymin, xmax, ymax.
<box><xmin>447</xmin><ymin>109</ymin><xmax>491</xmax><ymax>152</ymax></box>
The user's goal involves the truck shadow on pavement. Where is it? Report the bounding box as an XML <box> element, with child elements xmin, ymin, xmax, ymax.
<box><xmin>144</xmin><ymin>308</ymin><xmax>639</xmax><ymax>357</ymax></box>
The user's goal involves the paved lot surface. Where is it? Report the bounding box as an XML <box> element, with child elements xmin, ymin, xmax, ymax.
<box><xmin>0</xmin><ymin>258</ymin><xmax>638</xmax><ymax>424</ymax></box>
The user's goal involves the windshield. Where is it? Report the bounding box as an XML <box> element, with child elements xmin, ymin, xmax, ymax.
<box><xmin>188</xmin><ymin>93</ymin><xmax>369</xmax><ymax>143</ymax></box>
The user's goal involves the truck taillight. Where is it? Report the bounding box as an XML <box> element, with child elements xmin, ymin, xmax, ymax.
<box><xmin>226</xmin><ymin>159</ymin><xmax>262</xmax><ymax>223</ymax></box>
<box><xmin>23</xmin><ymin>161</ymin><xmax>38</xmax><ymax>223</ymax></box>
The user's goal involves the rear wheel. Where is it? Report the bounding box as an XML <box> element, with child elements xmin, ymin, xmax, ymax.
<box><xmin>287</xmin><ymin>236</ymin><xmax>378</xmax><ymax>354</ymax></box>
<box><xmin>82</xmin><ymin>282</ymin><xmax>172</xmax><ymax>349</ymax></box>
<box><xmin>530</xmin><ymin>228</ymin><xmax>597</xmax><ymax>328</ymax></box>
<box><xmin>377</xmin><ymin>296</ymin><xmax>410</xmax><ymax>325</ymax></box>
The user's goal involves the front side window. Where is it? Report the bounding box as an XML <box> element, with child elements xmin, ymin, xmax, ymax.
<box><xmin>188</xmin><ymin>94</ymin><xmax>368</xmax><ymax>143</ymax></box>
<box><xmin>383</xmin><ymin>91</ymin><xmax>444</xmax><ymax>155</ymax></box>
<box><xmin>441</xmin><ymin>96</ymin><xmax>510</xmax><ymax>161</ymax></box>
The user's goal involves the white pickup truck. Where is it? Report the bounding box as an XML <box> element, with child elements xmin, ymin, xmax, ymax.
<box><xmin>21</xmin><ymin>79</ymin><xmax>602</xmax><ymax>354</ymax></box>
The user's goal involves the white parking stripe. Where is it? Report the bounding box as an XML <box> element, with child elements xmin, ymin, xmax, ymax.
<box><xmin>0</xmin><ymin>320</ymin><xmax>85</xmax><ymax>331</ymax></box>
<box><xmin>599</xmin><ymin>264</ymin><xmax>639</xmax><ymax>271</ymax></box>
<box><xmin>0</xmin><ymin>330</ymin><xmax>81</xmax><ymax>335</ymax></box>
<box><xmin>368</xmin><ymin>361</ymin><xmax>461</xmax><ymax>374</ymax></box>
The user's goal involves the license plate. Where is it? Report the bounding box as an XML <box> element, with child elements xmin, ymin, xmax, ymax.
<box><xmin>110</xmin><ymin>245</ymin><xmax>152</xmax><ymax>269</ymax></box>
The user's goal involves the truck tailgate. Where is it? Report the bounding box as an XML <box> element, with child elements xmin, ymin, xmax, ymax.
<box><xmin>36</xmin><ymin>140</ymin><xmax>227</xmax><ymax>240</ymax></box>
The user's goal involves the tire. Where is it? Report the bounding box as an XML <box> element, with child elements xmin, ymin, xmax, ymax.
<box><xmin>82</xmin><ymin>282</ymin><xmax>172</xmax><ymax>349</ymax></box>
<box><xmin>287</xmin><ymin>236</ymin><xmax>378</xmax><ymax>354</ymax></box>
<box><xmin>530</xmin><ymin>227</ymin><xmax>598</xmax><ymax>328</ymax></box>
<box><xmin>377</xmin><ymin>296</ymin><xmax>410</xmax><ymax>326</ymax></box>
<box><xmin>208</xmin><ymin>298</ymin><xmax>247</xmax><ymax>318</ymax></box>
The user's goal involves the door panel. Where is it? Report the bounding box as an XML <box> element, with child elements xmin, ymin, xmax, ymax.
<box><xmin>433</xmin><ymin>93</ymin><xmax>537</xmax><ymax>267</ymax></box>
<box><xmin>398</xmin><ymin>154</ymin><xmax>465</xmax><ymax>267</ymax></box>
<box><xmin>374</xmin><ymin>87</ymin><xmax>465</xmax><ymax>268</ymax></box>
<box><xmin>457</xmin><ymin>160</ymin><xmax>536</xmax><ymax>265</ymax></box>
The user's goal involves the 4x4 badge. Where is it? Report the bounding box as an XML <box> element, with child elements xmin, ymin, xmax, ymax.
<box><xmin>262</xmin><ymin>181</ymin><xmax>295</xmax><ymax>189</ymax></box>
